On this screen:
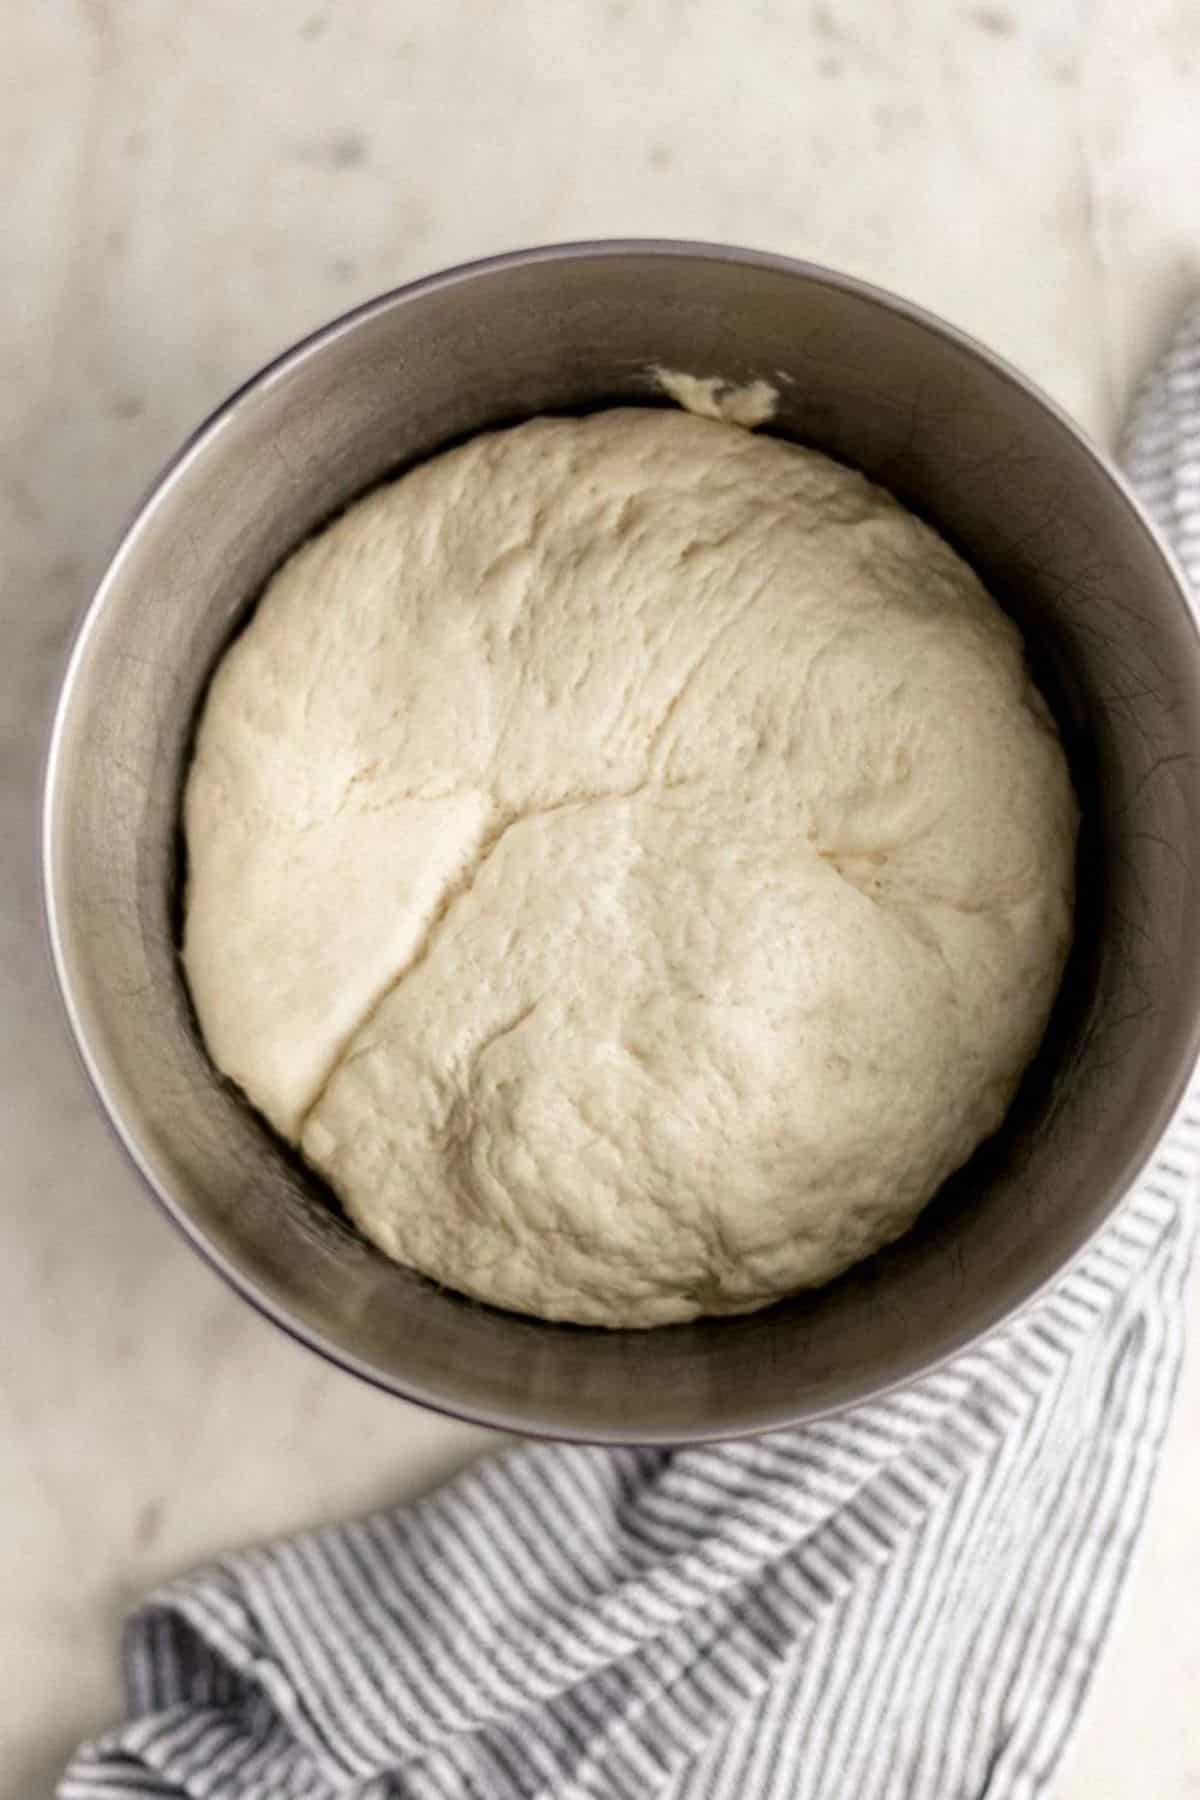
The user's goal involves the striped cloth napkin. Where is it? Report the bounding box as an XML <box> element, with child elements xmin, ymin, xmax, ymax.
<box><xmin>62</xmin><ymin>311</ymin><xmax>1200</xmax><ymax>1800</ymax></box>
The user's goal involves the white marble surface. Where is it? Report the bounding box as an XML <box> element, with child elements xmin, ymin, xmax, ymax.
<box><xmin>3</xmin><ymin>2</ymin><xmax>1199</xmax><ymax>1794</ymax></box>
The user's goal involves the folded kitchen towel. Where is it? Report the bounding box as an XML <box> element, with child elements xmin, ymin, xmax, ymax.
<box><xmin>61</xmin><ymin>311</ymin><xmax>1200</xmax><ymax>1800</ymax></box>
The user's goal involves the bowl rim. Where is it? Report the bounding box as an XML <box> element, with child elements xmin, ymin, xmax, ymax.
<box><xmin>41</xmin><ymin>236</ymin><xmax>1200</xmax><ymax>1443</ymax></box>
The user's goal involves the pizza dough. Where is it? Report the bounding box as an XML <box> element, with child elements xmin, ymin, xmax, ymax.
<box><xmin>182</xmin><ymin>409</ymin><xmax>1077</xmax><ymax>1327</ymax></box>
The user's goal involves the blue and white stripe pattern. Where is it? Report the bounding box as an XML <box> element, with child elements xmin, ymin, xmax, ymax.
<box><xmin>61</xmin><ymin>311</ymin><xmax>1200</xmax><ymax>1800</ymax></box>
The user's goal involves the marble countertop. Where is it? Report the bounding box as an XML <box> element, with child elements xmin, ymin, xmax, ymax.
<box><xmin>4</xmin><ymin>2</ymin><xmax>1199</xmax><ymax>1793</ymax></box>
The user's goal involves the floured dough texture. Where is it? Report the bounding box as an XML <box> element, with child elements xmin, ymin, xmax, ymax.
<box><xmin>183</xmin><ymin>410</ymin><xmax>1077</xmax><ymax>1327</ymax></box>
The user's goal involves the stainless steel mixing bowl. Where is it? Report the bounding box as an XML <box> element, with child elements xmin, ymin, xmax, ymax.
<box><xmin>43</xmin><ymin>241</ymin><xmax>1200</xmax><ymax>1441</ymax></box>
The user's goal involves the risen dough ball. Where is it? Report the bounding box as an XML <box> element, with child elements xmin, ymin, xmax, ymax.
<box><xmin>183</xmin><ymin>410</ymin><xmax>1077</xmax><ymax>1327</ymax></box>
